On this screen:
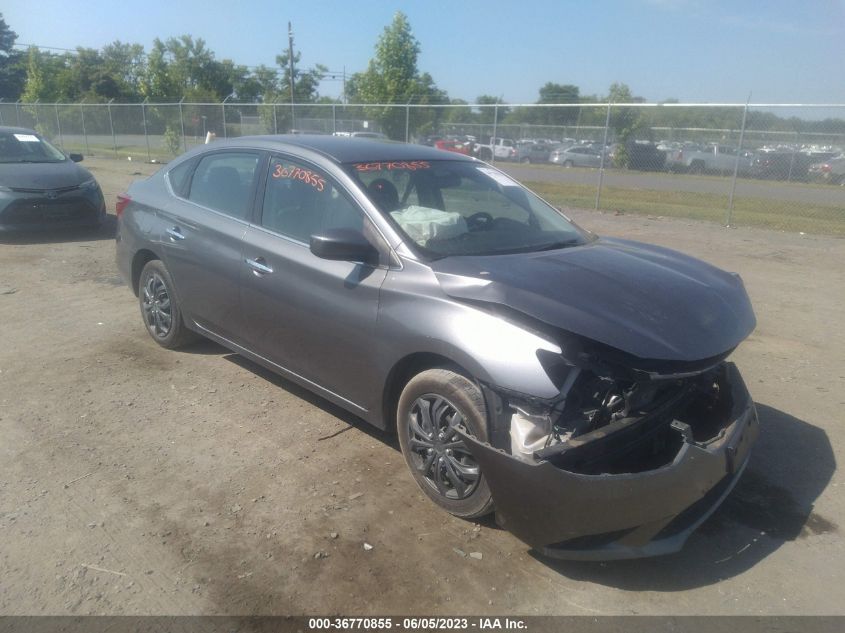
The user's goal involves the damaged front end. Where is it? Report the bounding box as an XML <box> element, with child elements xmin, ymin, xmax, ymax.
<box><xmin>462</xmin><ymin>346</ymin><xmax>758</xmax><ymax>560</ymax></box>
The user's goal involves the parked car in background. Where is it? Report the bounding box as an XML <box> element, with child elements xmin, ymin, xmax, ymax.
<box><xmin>624</xmin><ymin>140</ymin><xmax>667</xmax><ymax>172</ymax></box>
<box><xmin>516</xmin><ymin>141</ymin><xmax>553</xmax><ymax>164</ymax></box>
<box><xmin>670</xmin><ymin>144</ymin><xmax>753</xmax><ymax>175</ymax></box>
<box><xmin>663</xmin><ymin>142</ymin><xmax>703</xmax><ymax>171</ymax></box>
<box><xmin>749</xmin><ymin>151</ymin><xmax>810</xmax><ymax>181</ymax></box>
<box><xmin>808</xmin><ymin>153</ymin><xmax>845</xmax><ymax>184</ymax></box>
<box><xmin>550</xmin><ymin>145</ymin><xmax>605</xmax><ymax>168</ymax></box>
<box><xmin>115</xmin><ymin>135</ymin><xmax>758</xmax><ymax>560</ymax></box>
<box><xmin>350</xmin><ymin>131</ymin><xmax>389</xmax><ymax>140</ymax></box>
<box><xmin>434</xmin><ymin>138</ymin><xmax>471</xmax><ymax>155</ymax></box>
<box><xmin>474</xmin><ymin>137</ymin><xmax>518</xmax><ymax>162</ymax></box>
<box><xmin>420</xmin><ymin>135</ymin><xmax>444</xmax><ymax>147</ymax></box>
<box><xmin>0</xmin><ymin>126</ymin><xmax>106</xmax><ymax>232</ymax></box>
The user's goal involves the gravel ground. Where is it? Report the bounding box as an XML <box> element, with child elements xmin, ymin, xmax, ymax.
<box><xmin>0</xmin><ymin>156</ymin><xmax>842</xmax><ymax>615</ymax></box>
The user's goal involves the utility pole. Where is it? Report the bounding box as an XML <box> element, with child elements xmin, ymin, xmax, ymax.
<box><xmin>288</xmin><ymin>21</ymin><xmax>296</xmax><ymax>131</ymax></box>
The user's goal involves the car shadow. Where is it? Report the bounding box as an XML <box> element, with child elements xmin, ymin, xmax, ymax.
<box><xmin>530</xmin><ymin>403</ymin><xmax>837</xmax><ymax>590</ymax></box>
<box><xmin>0</xmin><ymin>214</ymin><xmax>117</xmax><ymax>244</ymax></box>
<box><xmin>179</xmin><ymin>344</ymin><xmax>400</xmax><ymax>450</ymax></box>
<box><xmin>157</xmin><ymin>341</ymin><xmax>841</xmax><ymax>586</ymax></box>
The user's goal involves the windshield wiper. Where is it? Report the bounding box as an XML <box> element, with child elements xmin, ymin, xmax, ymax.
<box><xmin>533</xmin><ymin>238</ymin><xmax>582</xmax><ymax>252</ymax></box>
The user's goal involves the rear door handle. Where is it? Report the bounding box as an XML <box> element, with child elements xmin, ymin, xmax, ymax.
<box><xmin>166</xmin><ymin>227</ymin><xmax>185</xmax><ymax>241</ymax></box>
<box><xmin>245</xmin><ymin>257</ymin><xmax>273</xmax><ymax>275</ymax></box>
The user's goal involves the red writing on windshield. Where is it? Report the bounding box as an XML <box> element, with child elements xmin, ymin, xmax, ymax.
<box><xmin>354</xmin><ymin>161</ymin><xmax>430</xmax><ymax>172</ymax></box>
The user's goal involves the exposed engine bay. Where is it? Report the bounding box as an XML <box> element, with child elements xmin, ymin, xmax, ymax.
<box><xmin>496</xmin><ymin>345</ymin><xmax>738</xmax><ymax>476</ymax></box>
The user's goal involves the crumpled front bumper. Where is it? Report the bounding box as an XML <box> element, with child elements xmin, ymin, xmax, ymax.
<box><xmin>457</xmin><ymin>363</ymin><xmax>758</xmax><ymax>560</ymax></box>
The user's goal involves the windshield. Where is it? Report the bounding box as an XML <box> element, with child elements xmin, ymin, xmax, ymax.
<box><xmin>347</xmin><ymin>160</ymin><xmax>591</xmax><ymax>258</ymax></box>
<box><xmin>0</xmin><ymin>131</ymin><xmax>67</xmax><ymax>164</ymax></box>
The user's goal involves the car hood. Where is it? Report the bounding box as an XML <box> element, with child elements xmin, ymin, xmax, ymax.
<box><xmin>0</xmin><ymin>160</ymin><xmax>92</xmax><ymax>190</ymax></box>
<box><xmin>431</xmin><ymin>237</ymin><xmax>756</xmax><ymax>362</ymax></box>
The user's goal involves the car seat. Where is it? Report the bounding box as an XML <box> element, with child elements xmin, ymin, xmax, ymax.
<box><xmin>367</xmin><ymin>178</ymin><xmax>399</xmax><ymax>213</ymax></box>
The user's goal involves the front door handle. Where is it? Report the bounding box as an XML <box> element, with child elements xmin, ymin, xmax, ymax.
<box><xmin>166</xmin><ymin>227</ymin><xmax>185</xmax><ymax>241</ymax></box>
<box><xmin>245</xmin><ymin>257</ymin><xmax>274</xmax><ymax>275</ymax></box>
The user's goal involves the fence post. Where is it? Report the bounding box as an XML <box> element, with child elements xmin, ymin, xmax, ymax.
<box><xmin>332</xmin><ymin>103</ymin><xmax>336</xmax><ymax>134</ymax></box>
<box><xmin>80</xmin><ymin>103</ymin><xmax>89</xmax><ymax>155</ymax></box>
<box><xmin>726</xmin><ymin>101</ymin><xmax>749</xmax><ymax>227</ymax></box>
<box><xmin>141</xmin><ymin>100</ymin><xmax>151</xmax><ymax>162</ymax></box>
<box><xmin>34</xmin><ymin>100</ymin><xmax>41</xmax><ymax>132</ymax></box>
<box><xmin>405</xmin><ymin>105</ymin><xmax>411</xmax><ymax>143</ymax></box>
<box><xmin>595</xmin><ymin>103</ymin><xmax>612</xmax><ymax>211</ymax></box>
<box><xmin>0</xmin><ymin>99</ymin><xmax>4</xmax><ymax>125</ymax></box>
<box><xmin>55</xmin><ymin>103</ymin><xmax>64</xmax><ymax>150</ymax></box>
<box><xmin>108</xmin><ymin>99</ymin><xmax>117</xmax><ymax>157</ymax></box>
<box><xmin>273</xmin><ymin>102</ymin><xmax>278</xmax><ymax>134</ymax></box>
<box><xmin>222</xmin><ymin>94</ymin><xmax>236</xmax><ymax>137</ymax></box>
<box><xmin>179</xmin><ymin>98</ymin><xmax>186</xmax><ymax>152</ymax></box>
<box><xmin>491</xmin><ymin>103</ymin><xmax>499</xmax><ymax>163</ymax></box>
<box><xmin>15</xmin><ymin>100</ymin><xmax>21</xmax><ymax>127</ymax></box>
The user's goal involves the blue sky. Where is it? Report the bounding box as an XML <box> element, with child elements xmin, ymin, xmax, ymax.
<box><xmin>4</xmin><ymin>0</ymin><xmax>845</xmax><ymax>104</ymax></box>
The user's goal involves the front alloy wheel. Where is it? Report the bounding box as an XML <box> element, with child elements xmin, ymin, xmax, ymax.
<box><xmin>407</xmin><ymin>394</ymin><xmax>480</xmax><ymax>500</ymax></box>
<box><xmin>397</xmin><ymin>368</ymin><xmax>494</xmax><ymax>519</ymax></box>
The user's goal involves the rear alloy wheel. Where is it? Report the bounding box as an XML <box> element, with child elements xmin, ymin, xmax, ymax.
<box><xmin>138</xmin><ymin>260</ymin><xmax>196</xmax><ymax>349</ymax></box>
<box><xmin>397</xmin><ymin>368</ymin><xmax>494</xmax><ymax>519</ymax></box>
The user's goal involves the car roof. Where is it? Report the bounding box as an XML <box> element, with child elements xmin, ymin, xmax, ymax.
<box><xmin>0</xmin><ymin>126</ymin><xmax>38</xmax><ymax>135</ymax></box>
<box><xmin>225</xmin><ymin>134</ymin><xmax>477</xmax><ymax>165</ymax></box>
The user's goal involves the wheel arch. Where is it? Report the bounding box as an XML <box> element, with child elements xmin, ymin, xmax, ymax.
<box><xmin>381</xmin><ymin>351</ymin><xmax>481</xmax><ymax>434</ymax></box>
<box><xmin>131</xmin><ymin>248</ymin><xmax>161</xmax><ymax>297</ymax></box>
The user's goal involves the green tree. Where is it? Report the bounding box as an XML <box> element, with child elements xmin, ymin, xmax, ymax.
<box><xmin>475</xmin><ymin>95</ymin><xmax>508</xmax><ymax>125</ymax></box>
<box><xmin>0</xmin><ymin>13</ymin><xmax>26</xmax><ymax>100</ymax></box>
<box><xmin>101</xmin><ymin>41</ymin><xmax>146</xmax><ymax>100</ymax></box>
<box><xmin>349</xmin><ymin>12</ymin><xmax>445</xmax><ymax>138</ymax></box>
<box><xmin>21</xmin><ymin>47</ymin><xmax>65</xmax><ymax>102</ymax></box>
<box><xmin>142</xmin><ymin>35</ymin><xmax>233</xmax><ymax>101</ymax></box>
<box><xmin>276</xmin><ymin>49</ymin><xmax>326</xmax><ymax>103</ymax></box>
<box><xmin>536</xmin><ymin>82</ymin><xmax>580</xmax><ymax>125</ymax></box>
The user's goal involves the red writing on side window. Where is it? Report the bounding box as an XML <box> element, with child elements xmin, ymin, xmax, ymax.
<box><xmin>272</xmin><ymin>163</ymin><xmax>326</xmax><ymax>192</ymax></box>
<box><xmin>354</xmin><ymin>161</ymin><xmax>430</xmax><ymax>172</ymax></box>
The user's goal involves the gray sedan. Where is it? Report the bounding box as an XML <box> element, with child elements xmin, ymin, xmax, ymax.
<box><xmin>116</xmin><ymin>136</ymin><xmax>758</xmax><ymax>560</ymax></box>
<box><xmin>549</xmin><ymin>145</ymin><xmax>607</xmax><ymax>168</ymax></box>
<box><xmin>0</xmin><ymin>126</ymin><xmax>105</xmax><ymax>232</ymax></box>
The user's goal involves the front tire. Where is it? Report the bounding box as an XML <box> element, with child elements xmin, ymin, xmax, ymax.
<box><xmin>397</xmin><ymin>369</ymin><xmax>494</xmax><ymax>519</ymax></box>
<box><xmin>138</xmin><ymin>260</ymin><xmax>196</xmax><ymax>349</ymax></box>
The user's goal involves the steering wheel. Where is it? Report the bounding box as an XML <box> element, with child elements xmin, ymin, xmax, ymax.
<box><xmin>466</xmin><ymin>211</ymin><xmax>494</xmax><ymax>231</ymax></box>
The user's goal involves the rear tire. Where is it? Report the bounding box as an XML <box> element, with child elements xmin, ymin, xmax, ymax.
<box><xmin>397</xmin><ymin>368</ymin><xmax>494</xmax><ymax>519</ymax></box>
<box><xmin>563</xmin><ymin>160</ymin><xmax>574</xmax><ymax>168</ymax></box>
<box><xmin>138</xmin><ymin>260</ymin><xmax>197</xmax><ymax>349</ymax></box>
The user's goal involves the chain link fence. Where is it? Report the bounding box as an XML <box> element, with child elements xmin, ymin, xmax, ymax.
<box><xmin>1</xmin><ymin>100</ymin><xmax>842</xmax><ymax>236</ymax></box>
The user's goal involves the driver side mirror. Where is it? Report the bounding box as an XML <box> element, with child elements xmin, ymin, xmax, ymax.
<box><xmin>310</xmin><ymin>228</ymin><xmax>379</xmax><ymax>265</ymax></box>
<box><xmin>69</xmin><ymin>153</ymin><xmax>84</xmax><ymax>163</ymax></box>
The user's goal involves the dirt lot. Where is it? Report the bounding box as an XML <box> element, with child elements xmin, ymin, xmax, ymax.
<box><xmin>1</xmin><ymin>156</ymin><xmax>843</xmax><ymax>615</ymax></box>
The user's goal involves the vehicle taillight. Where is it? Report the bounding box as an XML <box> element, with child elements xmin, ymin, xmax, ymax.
<box><xmin>115</xmin><ymin>194</ymin><xmax>131</xmax><ymax>217</ymax></box>
<box><xmin>821</xmin><ymin>164</ymin><xmax>832</xmax><ymax>173</ymax></box>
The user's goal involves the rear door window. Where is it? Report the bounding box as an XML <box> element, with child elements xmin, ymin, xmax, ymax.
<box><xmin>188</xmin><ymin>152</ymin><xmax>261</xmax><ymax>219</ymax></box>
